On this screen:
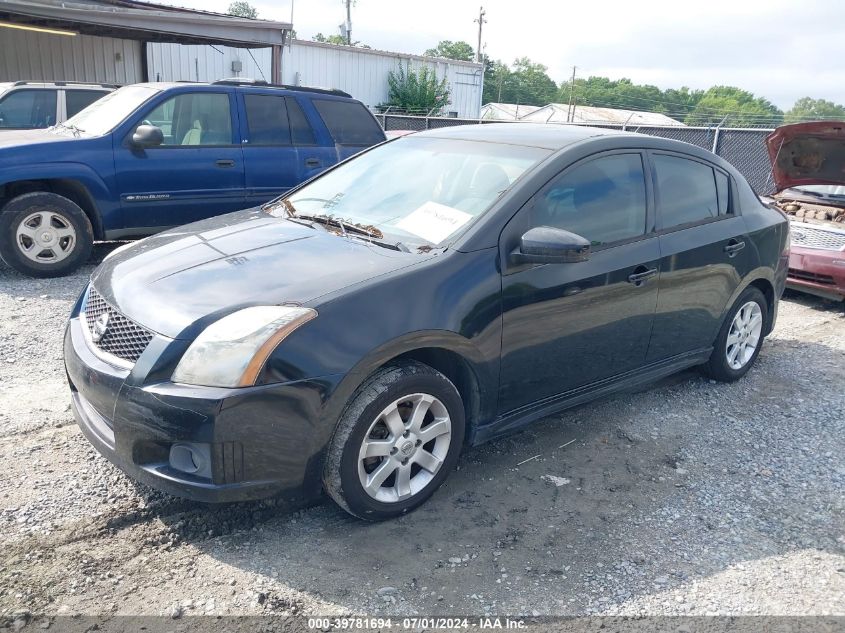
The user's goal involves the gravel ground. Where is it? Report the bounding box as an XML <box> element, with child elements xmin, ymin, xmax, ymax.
<box><xmin>0</xmin><ymin>248</ymin><xmax>843</xmax><ymax>620</ymax></box>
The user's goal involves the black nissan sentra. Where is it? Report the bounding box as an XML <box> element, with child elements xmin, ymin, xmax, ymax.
<box><xmin>65</xmin><ymin>124</ymin><xmax>789</xmax><ymax>520</ymax></box>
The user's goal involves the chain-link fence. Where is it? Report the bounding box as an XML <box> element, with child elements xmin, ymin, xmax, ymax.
<box><xmin>374</xmin><ymin>114</ymin><xmax>775</xmax><ymax>194</ymax></box>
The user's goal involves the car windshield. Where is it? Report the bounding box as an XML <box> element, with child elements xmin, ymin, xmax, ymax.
<box><xmin>271</xmin><ymin>136</ymin><xmax>550</xmax><ymax>247</ymax></box>
<box><xmin>793</xmin><ymin>184</ymin><xmax>845</xmax><ymax>200</ymax></box>
<box><xmin>55</xmin><ymin>85</ymin><xmax>160</xmax><ymax>137</ymax></box>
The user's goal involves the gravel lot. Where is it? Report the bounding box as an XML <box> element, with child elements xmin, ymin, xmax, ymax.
<box><xmin>0</xmin><ymin>248</ymin><xmax>843</xmax><ymax>620</ymax></box>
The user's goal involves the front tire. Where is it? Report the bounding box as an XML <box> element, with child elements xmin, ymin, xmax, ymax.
<box><xmin>0</xmin><ymin>192</ymin><xmax>94</xmax><ymax>277</ymax></box>
<box><xmin>323</xmin><ymin>361</ymin><xmax>465</xmax><ymax>521</ymax></box>
<box><xmin>701</xmin><ymin>286</ymin><xmax>768</xmax><ymax>382</ymax></box>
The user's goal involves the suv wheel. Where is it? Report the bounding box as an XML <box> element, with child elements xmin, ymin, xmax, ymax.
<box><xmin>0</xmin><ymin>192</ymin><xmax>93</xmax><ymax>277</ymax></box>
<box><xmin>701</xmin><ymin>286</ymin><xmax>768</xmax><ymax>382</ymax></box>
<box><xmin>323</xmin><ymin>361</ymin><xmax>465</xmax><ymax>520</ymax></box>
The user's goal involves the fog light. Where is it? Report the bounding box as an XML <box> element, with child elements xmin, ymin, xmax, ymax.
<box><xmin>169</xmin><ymin>442</ymin><xmax>212</xmax><ymax>479</ymax></box>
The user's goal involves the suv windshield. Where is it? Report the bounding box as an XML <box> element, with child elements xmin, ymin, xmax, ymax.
<box><xmin>272</xmin><ymin>136</ymin><xmax>550</xmax><ymax>247</ymax></box>
<box><xmin>57</xmin><ymin>85</ymin><xmax>160</xmax><ymax>137</ymax></box>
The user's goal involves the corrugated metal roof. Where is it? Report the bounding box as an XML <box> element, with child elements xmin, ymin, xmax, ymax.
<box><xmin>0</xmin><ymin>0</ymin><xmax>291</xmax><ymax>46</ymax></box>
<box><xmin>480</xmin><ymin>103</ymin><xmax>540</xmax><ymax>120</ymax></box>
<box><xmin>519</xmin><ymin>103</ymin><xmax>685</xmax><ymax>126</ymax></box>
<box><xmin>291</xmin><ymin>39</ymin><xmax>483</xmax><ymax>69</ymax></box>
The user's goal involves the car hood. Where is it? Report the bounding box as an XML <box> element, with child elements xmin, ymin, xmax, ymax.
<box><xmin>92</xmin><ymin>209</ymin><xmax>430</xmax><ymax>339</ymax></box>
<box><xmin>0</xmin><ymin>128</ymin><xmax>74</xmax><ymax>149</ymax></box>
<box><xmin>766</xmin><ymin>122</ymin><xmax>845</xmax><ymax>192</ymax></box>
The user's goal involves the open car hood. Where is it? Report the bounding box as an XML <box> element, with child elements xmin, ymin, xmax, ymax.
<box><xmin>766</xmin><ymin>122</ymin><xmax>845</xmax><ymax>192</ymax></box>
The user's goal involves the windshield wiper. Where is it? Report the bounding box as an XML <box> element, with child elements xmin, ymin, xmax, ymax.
<box><xmin>55</xmin><ymin>122</ymin><xmax>84</xmax><ymax>137</ymax></box>
<box><xmin>295</xmin><ymin>213</ymin><xmax>385</xmax><ymax>240</ymax></box>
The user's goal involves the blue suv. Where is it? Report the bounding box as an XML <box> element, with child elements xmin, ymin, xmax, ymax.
<box><xmin>0</xmin><ymin>80</ymin><xmax>386</xmax><ymax>277</ymax></box>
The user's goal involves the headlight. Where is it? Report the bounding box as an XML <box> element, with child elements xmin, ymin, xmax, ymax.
<box><xmin>172</xmin><ymin>306</ymin><xmax>317</xmax><ymax>388</ymax></box>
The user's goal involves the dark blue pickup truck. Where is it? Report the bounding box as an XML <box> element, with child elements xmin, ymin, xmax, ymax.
<box><xmin>0</xmin><ymin>80</ymin><xmax>386</xmax><ymax>277</ymax></box>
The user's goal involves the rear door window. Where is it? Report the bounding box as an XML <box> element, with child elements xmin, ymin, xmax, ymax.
<box><xmin>0</xmin><ymin>89</ymin><xmax>56</xmax><ymax>128</ymax></box>
<box><xmin>313</xmin><ymin>99</ymin><xmax>384</xmax><ymax>145</ymax></box>
<box><xmin>66</xmin><ymin>90</ymin><xmax>110</xmax><ymax>118</ymax></box>
<box><xmin>244</xmin><ymin>94</ymin><xmax>290</xmax><ymax>145</ymax></box>
<box><xmin>653</xmin><ymin>154</ymin><xmax>719</xmax><ymax>227</ymax></box>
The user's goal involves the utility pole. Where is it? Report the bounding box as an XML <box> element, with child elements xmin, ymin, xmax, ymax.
<box><xmin>345</xmin><ymin>0</ymin><xmax>352</xmax><ymax>45</ymax></box>
<box><xmin>474</xmin><ymin>6</ymin><xmax>486</xmax><ymax>63</ymax></box>
<box><xmin>566</xmin><ymin>65</ymin><xmax>576</xmax><ymax>122</ymax></box>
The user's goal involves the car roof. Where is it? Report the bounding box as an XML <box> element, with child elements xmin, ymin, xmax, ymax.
<box><xmin>414</xmin><ymin>123</ymin><xmax>633</xmax><ymax>150</ymax></box>
<box><xmin>1</xmin><ymin>81</ymin><xmax>118</xmax><ymax>90</ymax></box>
<box><xmin>131</xmin><ymin>81</ymin><xmax>352</xmax><ymax>99</ymax></box>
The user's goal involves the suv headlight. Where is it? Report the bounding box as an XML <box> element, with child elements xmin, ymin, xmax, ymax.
<box><xmin>172</xmin><ymin>306</ymin><xmax>317</xmax><ymax>388</ymax></box>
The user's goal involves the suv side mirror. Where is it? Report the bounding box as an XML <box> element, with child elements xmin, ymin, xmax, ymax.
<box><xmin>131</xmin><ymin>124</ymin><xmax>164</xmax><ymax>148</ymax></box>
<box><xmin>510</xmin><ymin>226</ymin><xmax>591</xmax><ymax>265</ymax></box>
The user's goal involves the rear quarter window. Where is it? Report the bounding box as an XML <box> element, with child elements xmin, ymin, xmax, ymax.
<box><xmin>66</xmin><ymin>90</ymin><xmax>110</xmax><ymax>118</ymax></box>
<box><xmin>313</xmin><ymin>99</ymin><xmax>384</xmax><ymax>145</ymax></box>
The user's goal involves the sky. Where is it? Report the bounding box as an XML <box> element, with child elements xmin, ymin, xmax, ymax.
<box><xmin>164</xmin><ymin>0</ymin><xmax>842</xmax><ymax>110</ymax></box>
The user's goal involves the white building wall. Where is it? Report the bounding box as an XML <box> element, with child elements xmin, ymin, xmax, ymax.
<box><xmin>146</xmin><ymin>43</ymin><xmax>272</xmax><ymax>83</ymax></box>
<box><xmin>147</xmin><ymin>40</ymin><xmax>483</xmax><ymax>118</ymax></box>
<box><xmin>0</xmin><ymin>29</ymin><xmax>142</xmax><ymax>84</ymax></box>
<box><xmin>283</xmin><ymin>40</ymin><xmax>482</xmax><ymax>118</ymax></box>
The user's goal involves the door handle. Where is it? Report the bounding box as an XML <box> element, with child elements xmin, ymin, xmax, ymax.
<box><xmin>215</xmin><ymin>159</ymin><xmax>235</xmax><ymax>168</ymax></box>
<box><xmin>304</xmin><ymin>158</ymin><xmax>321</xmax><ymax>168</ymax></box>
<box><xmin>724</xmin><ymin>239</ymin><xmax>746</xmax><ymax>257</ymax></box>
<box><xmin>627</xmin><ymin>266</ymin><xmax>658</xmax><ymax>286</ymax></box>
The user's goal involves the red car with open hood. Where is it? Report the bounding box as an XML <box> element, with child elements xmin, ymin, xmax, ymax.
<box><xmin>765</xmin><ymin>122</ymin><xmax>845</xmax><ymax>301</ymax></box>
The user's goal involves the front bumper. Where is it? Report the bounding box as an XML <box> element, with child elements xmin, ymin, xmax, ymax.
<box><xmin>787</xmin><ymin>245</ymin><xmax>845</xmax><ymax>301</ymax></box>
<box><xmin>64</xmin><ymin>317</ymin><xmax>341</xmax><ymax>503</ymax></box>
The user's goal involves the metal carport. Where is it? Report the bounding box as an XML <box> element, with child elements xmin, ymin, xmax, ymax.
<box><xmin>0</xmin><ymin>0</ymin><xmax>291</xmax><ymax>82</ymax></box>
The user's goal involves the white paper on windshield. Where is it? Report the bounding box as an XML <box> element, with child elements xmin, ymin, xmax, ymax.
<box><xmin>395</xmin><ymin>202</ymin><xmax>473</xmax><ymax>244</ymax></box>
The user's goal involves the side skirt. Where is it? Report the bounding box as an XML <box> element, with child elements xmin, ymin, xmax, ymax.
<box><xmin>472</xmin><ymin>348</ymin><xmax>712</xmax><ymax>445</ymax></box>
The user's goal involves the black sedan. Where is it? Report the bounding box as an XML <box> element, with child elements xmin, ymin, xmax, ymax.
<box><xmin>65</xmin><ymin>124</ymin><xmax>789</xmax><ymax>520</ymax></box>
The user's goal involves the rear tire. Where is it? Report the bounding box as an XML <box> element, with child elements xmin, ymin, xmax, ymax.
<box><xmin>323</xmin><ymin>360</ymin><xmax>465</xmax><ymax>521</ymax></box>
<box><xmin>701</xmin><ymin>286</ymin><xmax>768</xmax><ymax>382</ymax></box>
<box><xmin>0</xmin><ymin>192</ymin><xmax>93</xmax><ymax>277</ymax></box>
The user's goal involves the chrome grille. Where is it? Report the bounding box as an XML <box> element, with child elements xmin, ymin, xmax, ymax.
<box><xmin>83</xmin><ymin>287</ymin><xmax>154</xmax><ymax>364</ymax></box>
<box><xmin>789</xmin><ymin>223</ymin><xmax>845</xmax><ymax>251</ymax></box>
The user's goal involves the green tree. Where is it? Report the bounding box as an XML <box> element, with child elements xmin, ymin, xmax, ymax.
<box><xmin>684</xmin><ymin>86</ymin><xmax>782</xmax><ymax>127</ymax></box>
<box><xmin>482</xmin><ymin>57</ymin><xmax>556</xmax><ymax>106</ymax></box>
<box><xmin>312</xmin><ymin>32</ymin><xmax>368</xmax><ymax>47</ymax></box>
<box><xmin>555</xmin><ymin>76</ymin><xmax>701</xmax><ymax>123</ymax></box>
<box><xmin>424</xmin><ymin>40</ymin><xmax>475</xmax><ymax>61</ymax></box>
<box><xmin>785</xmin><ymin>97</ymin><xmax>845</xmax><ymax>123</ymax></box>
<box><xmin>382</xmin><ymin>63</ymin><xmax>450</xmax><ymax>114</ymax></box>
<box><xmin>482</xmin><ymin>58</ymin><xmax>511</xmax><ymax>104</ymax></box>
<box><xmin>227</xmin><ymin>1</ymin><xmax>257</xmax><ymax>18</ymax></box>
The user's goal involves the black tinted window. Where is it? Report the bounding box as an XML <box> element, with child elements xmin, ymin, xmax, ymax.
<box><xmin>654</xmin><ymin>155</ymin><xmax>719</xmax><ymax>227</ymax></box>
<box><xmin>313</xmin><ymin>99</ymin><xmax>384</xmax><ymax>145</ymax></box>
<box><xmin>244</xmin><ymin>94</ymin><xmax>290</xmax><ymax>145</ymax></box>
<box><xmin>0</xmin><ymin>90</ymin><xmax>56</xmax><ymax>128</ymax></box>
<box><xmin>532</xmin><ymin>154</ymin><xmax>647</xmax><ymax>246</ymax></box>
<box><xmin>286</xmin><ymin>97</ymin><xmax>315</xmax><ymax>145</ymax></box>
<box><xmin>66</xmin><ymin>90</ymin><xmax>109</xmax><ymax>118</ymax></box>
<box><xmin>715</xmin><ymin>170</ymin><xmax>731</xmax><ymax>214</ymax></box>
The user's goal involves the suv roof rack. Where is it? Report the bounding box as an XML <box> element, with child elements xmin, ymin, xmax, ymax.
<box><xmin>211</xmin><ymin>78</ymin><xmax>351</xmax><ymax>98</ymax></box>
<box><xmin>10</xmin><ymin>80</ymin><xmax>120</xmax><ymax>89</ymax></box>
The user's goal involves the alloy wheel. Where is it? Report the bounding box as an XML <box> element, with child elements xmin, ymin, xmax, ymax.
<box><xmin>16</xmin><ymin>210</ymin><xmax>77</xmax><ymax>263</ymax></box>
<box><xmin>357</xmin><ymin>393</ymin><xmax>452</xmax><ymax>503</ymax></box>
<box><xmin>725</xmin><ymin>300</ymin><xmax>763</xmax><ymax>370</ymax></box>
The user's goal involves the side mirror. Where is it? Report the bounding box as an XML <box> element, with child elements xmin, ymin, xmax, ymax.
<box><xmin>510</xmin><ymin>226</ymin><xmax>591</xmax><ymax>265</ymax></box>
<box><xmin>131</xmin><ymin>124</ymin><xmax>164</xmax><ymax>148</ymax></box>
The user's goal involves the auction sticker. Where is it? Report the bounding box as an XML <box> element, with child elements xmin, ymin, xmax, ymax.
<box><xmin>395</xmin><ymin>201</ymin><xmax>473</xmax><ymax>244</ymax></box>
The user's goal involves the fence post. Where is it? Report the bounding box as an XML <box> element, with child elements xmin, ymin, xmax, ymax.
<box><xmin>712</xmin><ymin>115</ymin><xmax>729</xmax><ymax>154</ymax></box>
